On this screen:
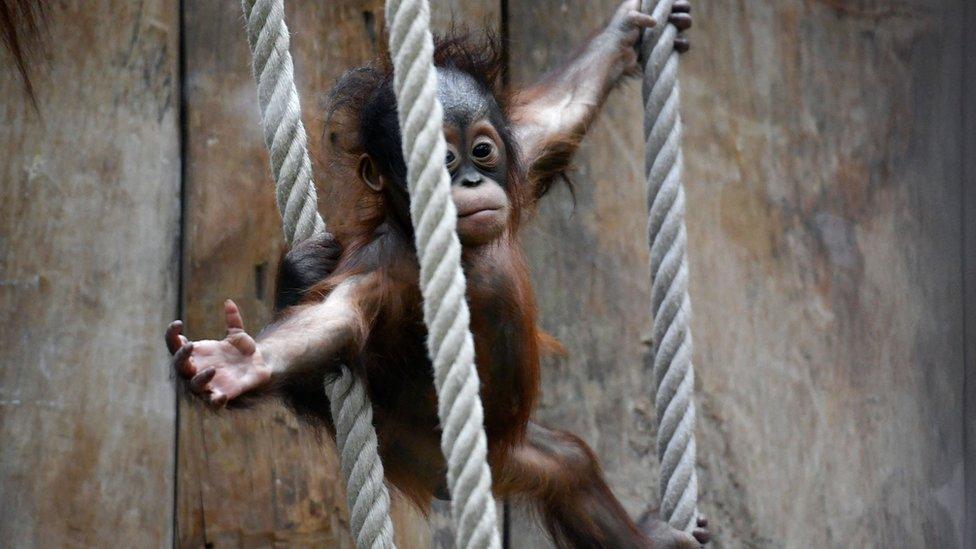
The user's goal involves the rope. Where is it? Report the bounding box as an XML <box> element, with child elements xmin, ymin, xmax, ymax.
<box><xmin>326</xmin><ymin>370</ymin><xmax>396</xmax><ymax>548</ymax></box>
<box><xmin>639</xmin><ymin>0</ymin><xmax>700</xmax><ymax>532</ymax></box>
<box><xmin>384</xmin><ymin>0</ymin><xmax>502</xmax><ymax>547</ymax></box>
<box><xmin>241</xmin><ymin>2</ymin><xmax>395</xmax><ymax>547</ymax></box>
<box><xmin>241</xmin><ymin>0</ymin><xmax>324</xmax><ymax>245</ymax></box>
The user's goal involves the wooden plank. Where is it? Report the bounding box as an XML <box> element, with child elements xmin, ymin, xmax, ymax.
<box><xmin>178</xmin><ymin>1</ymin><xmax>499</xmax><ymax>546</ymax></box>
<box><xmin>0</xmin><ymin>1</ymin><xmax>180</xmax><ymax>547</ymax></box>
<box><xmin>680</xmin><ymin>2</ymin><xmax>966</xmax><ymax>545</ymax></box>
<box><xmin>508</xmin><ymin>0</ymin><xmax>968</xmax><ymax>546</ymax></box>
<box><xmin>963</xmin><ymin>1</ymin><xmax>975</xmax><ymax>545</ymax></box>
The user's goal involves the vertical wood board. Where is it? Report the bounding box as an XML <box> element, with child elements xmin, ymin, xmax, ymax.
<box><xmin>0</xmin><ymin>1</ymin><xmax>180</xmax><ymax>546</ymax></box>
<box><xmin>681</xmin><ymin>2</ymin><xmax>965</xmax><ymax>545</ymax></box>
<box><xmin>962</xmin><ymin>1</ymin><xmax>975</xmax><ymax>546</ymax></box>
<box><xmin>508</xmin><ymin>0</ymin><xmax>967</xmax><ymax>547</ymax></box>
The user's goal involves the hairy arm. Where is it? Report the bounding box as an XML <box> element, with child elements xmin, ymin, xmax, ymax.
<box><xmin>167</xmin><ymin>274</ymin><xmax>374</xmax><ymax>407</ymax></box>
<box><xmin>274</xmin><ymin>231</ymin><xmax>342</xmax><ymax>310</ymax></box>
<box><xmin>511</xmin><ymin>1</ymin><xmax>653</xmax><ymax>199</ymax></box>
<box><xmin>511</xmin><ymin>0</ymin><xmax>690</xmax><ymax>201</ymax></box>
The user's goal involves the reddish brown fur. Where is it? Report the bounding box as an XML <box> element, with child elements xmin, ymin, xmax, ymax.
<box><xmin>265</xmin><ymin>32</ymin><xmax>672</xmax><ymax>546</ymax></box>
<box><xmin>494</xmin><ymin>424</ymin><xmax>646</xmax><ymax>548</ymax></box>
<box><xmin>0</xmin><ymin>0</ymin><xmax>44</xmax><ymax>106</ymax></box>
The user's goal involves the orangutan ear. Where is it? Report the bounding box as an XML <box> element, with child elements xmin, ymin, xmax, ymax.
<box><xmin>358</xmin><ymin>154</ymin><xmax>385</xmax><ymax>192</ymax></box>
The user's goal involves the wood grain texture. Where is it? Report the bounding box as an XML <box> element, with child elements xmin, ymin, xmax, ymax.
<box><xmin>962</xmin><ymin>2</ymin><xmax>975</xmax><ymax>547</ymax></box>
<box><xmin>508</xmin><ymin>0</ymin><xmax>968</xmax><ymax>547</ymax></box>
<box><xmin>683</xmin><ymin>2</ymin><xmax>965</xmax><ymax>546</ymax></box>
<box><xmin>0</xmin><ymin>1</ymin><xmax>180</xmax><ymax>547</ymax></box>
<box><xmin>179</xmin><ymin>2</ymin><xmax>390</xmax><ymax>546</ymax></box>
<box><xmin>177</xmin><ymin>1</ymin><xmax>498</xmax><ymax>546</ymax></box>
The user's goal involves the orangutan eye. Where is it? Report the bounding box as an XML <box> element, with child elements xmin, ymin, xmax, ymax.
<box><xmin>472</xmin><ymin>142</ymin><xmax>493</xmax><ymax>159</ymax></box>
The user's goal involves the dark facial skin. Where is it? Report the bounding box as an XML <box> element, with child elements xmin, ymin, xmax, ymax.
<box><xmin>437</xmin><ymin>69</ymin><xmax>512</xmax><ymax>247</ymax></box>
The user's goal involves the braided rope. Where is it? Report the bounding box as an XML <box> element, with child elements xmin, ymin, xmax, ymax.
<box><xmin>326</xmin><ymin>370</ymin><xmax>396</xmax><ymax>548</ymax></box>
<box><xmin>384</xmin><ymin>0</ymin><xmax>501</xmax><ymax>547</ymax></box>
<box><xmin>242</xmin><ymin>0</ymin><xmax>324</xmax><ymax>245</ymax></box>
<box><xmin>241</xmin><ymin>2</ymin><xmax>395</xmax><ymax>547</ymax></box>
<box><xmin>639</xmin><ymin>0</ymin><xmax>699</xmax><ymax>532</ymax></box>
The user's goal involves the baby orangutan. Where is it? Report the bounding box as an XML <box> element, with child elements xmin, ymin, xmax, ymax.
<box><xmin>166</xmin><ymin>1</ymin><xmax>708</xmax><ymax>546</ymax></box>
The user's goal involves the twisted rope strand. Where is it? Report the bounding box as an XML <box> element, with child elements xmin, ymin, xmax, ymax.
<box><xmin>241</xmin><ymin>2</ymin><xmax>395</xmax><ymax>547</ymax></box>
<box><xmin>327</xmin><ymin>370</ymin><xmax>397</xmax><ymax>548</ymax></box>
<box><xmin>385</xmin><ymin>0</ymin><xmax>502</xmax><ymax>546</ymax></box>
<box><xmin>242</xmin><ymin>0</ymin><xmax>324</xmax><ymax>245</ymax></box>
<box><xmin>639</xmin><ymin>0</ymin><xmax>700</xmax><ymax>532</ymax></box>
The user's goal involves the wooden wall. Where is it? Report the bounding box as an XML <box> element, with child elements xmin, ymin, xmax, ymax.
<box><xmin>0</xmin><ymin>1</ymin><xmax>180</xmax><ymax>546</ymax></box>
<box><xmin>1</xmin><ymin>1</ymin><xmax>971</xmax><ymax>548</ymax></box>
<box><xmin>679</xmin><ymin>2</ymin><xmax>967</xmax><ymax>546</ymax></box>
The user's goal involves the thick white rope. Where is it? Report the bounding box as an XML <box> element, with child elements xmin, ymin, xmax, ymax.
<box><xmin>384</xmin><ymin>0</ymin><xmax>502</xmax><ymax>547</ymax></box>
<box><xmin>242</xmin><ymin>0</ymin><xmax>324</xmax><ymax>245</ymax></box>
<box><xmin>240</xmin><ymin>0</ymin><xmax>691</xmax><ymax>544</ymax></box>
<box><xmin>241</xmin><ymin>2</ymin><xmax>395</xmax><ymax>547</ymax></box>
<box><xmin>326</xmin><ymin>369</ymin><xmax>396</xmax><ymax>548</ymax></box>
<box><xmin>639</xmin><ymin>0</ymin><xmax>699</xmax><ymax>532</ymax></box>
